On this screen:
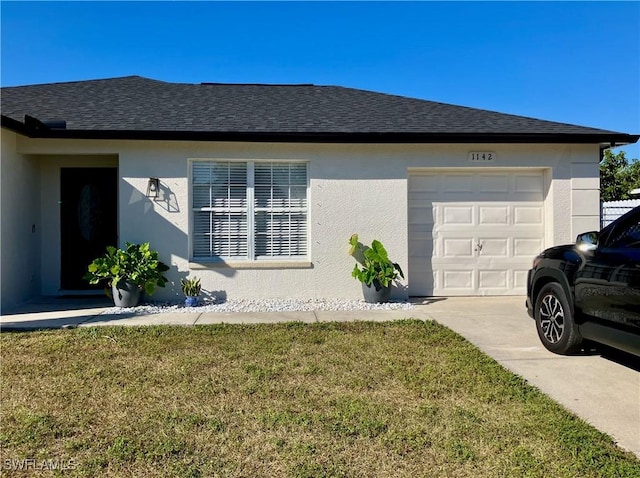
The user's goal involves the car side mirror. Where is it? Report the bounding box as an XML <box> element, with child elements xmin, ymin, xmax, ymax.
<box><xmin>576</xmin><ymin>231</ymin><xmax>598</xmax><ymax>252</ymax></box>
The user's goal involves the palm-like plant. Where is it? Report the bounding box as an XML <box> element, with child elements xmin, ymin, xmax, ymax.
<box><xmin>348</xmin><ymin>234</ymin><xmax>404</xmax><ymax>289</ymax></box>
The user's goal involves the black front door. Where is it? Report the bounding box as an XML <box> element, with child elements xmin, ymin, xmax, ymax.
<box><xmin>60</xmin><ymin>168</ymin><xmax>118</xmax><ymax>290</ymax></box>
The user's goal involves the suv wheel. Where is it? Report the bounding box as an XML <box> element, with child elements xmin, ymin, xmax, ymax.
<box><xmin>534</xmin><ymin>283</ymin><xmax>582</xmax><ymax>354</ymax></box>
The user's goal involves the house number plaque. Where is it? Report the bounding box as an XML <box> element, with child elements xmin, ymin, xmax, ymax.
<box><xmin>468</xmin><ymin>152</ymin><xmax>496</xmax><ymax>162</ymax></box>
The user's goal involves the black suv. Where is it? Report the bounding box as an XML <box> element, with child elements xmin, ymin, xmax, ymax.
<box><xmin>526</xmin><ymin>206</ymin><xmax>640</xmax><ymax>356</ymax></box>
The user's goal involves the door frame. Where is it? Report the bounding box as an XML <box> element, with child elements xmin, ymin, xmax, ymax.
<box><xmin>38</xmin><ymin>156</ymin><xmax>119</xmax><ymax>296</ymax></box>
<box><xmin>407</xmin><ymin>167</ymin><xmax>549</xmax><ymax>296</ymax></box>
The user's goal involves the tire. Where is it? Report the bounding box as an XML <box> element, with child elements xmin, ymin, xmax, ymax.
<box><xmin>534</xmin><ymin>282</ymin><xmax>583</xmax><ymax>354</ymax></box>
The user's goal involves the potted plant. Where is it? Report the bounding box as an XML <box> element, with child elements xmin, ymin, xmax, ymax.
<box><xmin>83</xmin><ymin>242</ymin><xmax>170</xmax><ymax>307</ymax></box>
<box><xmin>180</xmin><ymin>276</ymin><xmax>201</xmax><ymax>307</ymax></box>
<box><xmin>348</xmin><ymin>234</ymin><xmax>404</xmax><ymax>303</ymax></box>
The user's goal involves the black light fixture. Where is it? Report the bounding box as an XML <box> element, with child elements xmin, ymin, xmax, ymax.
<box><xmin>146</xmin><ymin>177</ymin><xmax>160</xmax><ymax>199</ymax></box>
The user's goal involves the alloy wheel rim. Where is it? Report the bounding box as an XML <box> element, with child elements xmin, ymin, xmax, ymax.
<box><xmin>539</xmin><ymin>294</ymin><xmax>565</xmax><ymax>343</ymax></box>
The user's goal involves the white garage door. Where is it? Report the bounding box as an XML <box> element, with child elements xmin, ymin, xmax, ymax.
<box><xmin>408</xmin><ymin>170</ymin><xmax>544</xmax><ymax>296</ymax></box>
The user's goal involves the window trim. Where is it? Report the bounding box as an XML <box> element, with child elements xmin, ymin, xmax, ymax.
<box><xmin>188</xmin><ymin>158</ymin><xmax>310</xmax><ymax>264</ymax></box>
<box><xmin>188</xmin><ymin>260</ymin><xmax>313</xmax><ymax>270</ymax></box>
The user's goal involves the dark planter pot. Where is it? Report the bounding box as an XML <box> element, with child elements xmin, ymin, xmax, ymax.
<box><xmin>111</xmin><ymin>281</ymin><xmax>141</xmax><ymax>307</ymax></box>
<box><xmin>185</xmin><ymin>296</ymin><xmax>198</xmax><ymax>307</ymax></box>
<box><xmin>361</xmin><ymin>280</ymin><xmax>391</xmax><ymax>304</ymax></box>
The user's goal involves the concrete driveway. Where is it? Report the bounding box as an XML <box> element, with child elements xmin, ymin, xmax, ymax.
<box><xmin>417</xmin><ymin>296</ymin><xmax>640</xmax><ymax>458</ymax></box>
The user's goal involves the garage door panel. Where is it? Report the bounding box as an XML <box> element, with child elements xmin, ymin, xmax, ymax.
<box><xmin>411</xmin><ymin>275</ymin><xmax>434</xmax><ymax>294</ymax></box>
<box><xmin>477</xmin><ymin>174</ymin><xmax>510</xmax><ymax>193</ymax></box>
<box><xmin>443</xmin><ymin>206</ymin><xmax>473</xmax><ymax>224</ymax></box>
<box><xmin>409</xmin><ymin>174</ymin><xmax>440</xmax><ymax>192</ymax></box>
<box><xmin>478</xmin><ymin>238</ymin><xmax>508</xmax><ymax>257</ymax></box>
<box><xmin>409</xmin><ymin>238</ymin><xmax>433</xmax><ymax>256</ymax></box>
<box><xmin>479</xmin><ymin>270</ymin><xmax>508</xmax><ymax>289</ymax></box>
<box><xmin>514</xmin><ymin>206</ymin><xmax>543</xmax><ymax>225</ymax></box>
<box><xmin>409</xmin><ymin>193</ymin><xmax>437</xmax><ymax>206</ymax></box>
<box><xmin>408</xmin><ymin>169</ymin><xmax>544</xmax><ymax>296</ymax></box>
<box><xmin>514</xmin><ymin>238</ymin><xmax>544</xmax><ymax>257</ymax></box>
<box><xmin>479</xmin><ymin>206</ymin><xmax>509</xmax><ymax>225</ymax></box>
<box><xmin>443</xmin><ymin>174</ymin><xmax>475</xmax><ymax>192</ymax></box>
<box><xmin>443</xmin><ymin>239</ymin><xmax>474</xmax><ymax>257</ymax></box>
<box><xmin>408</xmin><ymin>227</ymin><xmax>433</xmax><ymax>238</ymax></box>
<box><xmin>515</xmin><ymin>174</ymin><xmax>544</xmax><ymax>193</ymax></box>
<box><xmin>443</xmin><ymin>270</ymin><xmax>473</xmax><ymax>289</ymax></box>
<box><xmin>408</xmin><ymin>207</ymin><xmax>434</xmax><ymax>225</ymax></box>
<box><xmin>514</xmin><ymin>270</ymin><xmax>529</xmax><ymax>289</ymax></box>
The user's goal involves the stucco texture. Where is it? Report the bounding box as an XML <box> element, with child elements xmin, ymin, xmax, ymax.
<box><xmin>2</xmin><ymin>134</ymin><xmax>602</xmax><ymax>305</ymax></box>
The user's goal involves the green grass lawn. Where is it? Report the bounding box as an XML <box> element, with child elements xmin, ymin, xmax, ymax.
<box><xmin>1</xmin><ymin>321</ymin><xmax>638</xmax><ymax>477</ymax></box>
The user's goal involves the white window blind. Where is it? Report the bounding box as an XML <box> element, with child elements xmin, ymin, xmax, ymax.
<box><xmin>192</xmin><ymin>161</ymin><xmax>308</xmax><ymax>260</ymax></box>
<box><xmin>255</xmin><ymin>162</ymin><xmax>308</xmax><ymax>258</ymax></box>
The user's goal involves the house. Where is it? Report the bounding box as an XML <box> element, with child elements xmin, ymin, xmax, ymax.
<box><xmin>1</xmin><ymin>76</ymin><xmax>638</xmax><ymax>310</ymax></box>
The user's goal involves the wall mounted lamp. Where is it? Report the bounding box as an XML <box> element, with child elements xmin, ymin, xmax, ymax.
<box><xmin>146</xmin><ymin>177</ymin><xmax>160</xmax><ymax>199</ymax></box>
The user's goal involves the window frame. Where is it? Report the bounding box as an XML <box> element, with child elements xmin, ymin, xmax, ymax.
<box><xmin>188</xmin><ymin>159</ymin><xmax>310</xmax><ymax>265</ymax></box>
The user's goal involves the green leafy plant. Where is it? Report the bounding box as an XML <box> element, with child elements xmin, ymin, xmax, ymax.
<box><xmin>180</xmin><ymin>277</ymin><xmax>201</xmax><ymax>298</ymax></box>
<box><xmin>348</xmin><ymin>234</ymin><xmax>404</xmax><ymax>288</ymax></box>
<box><xmin>83</xmin><ymin>242</ymin><xmax>170</xmax><ymax>296</ymax></box>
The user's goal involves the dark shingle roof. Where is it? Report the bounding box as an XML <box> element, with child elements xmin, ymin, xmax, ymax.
<box><xmin>1</xmin><ymin>75</ymin><xmax>637</xmax><ymax>145</ymax></box>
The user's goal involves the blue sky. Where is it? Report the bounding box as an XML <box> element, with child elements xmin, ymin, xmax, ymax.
<box><xmin>2</xmin><ymin>1</ymin><xmax>639</xmax><ymax>157</ymax></box>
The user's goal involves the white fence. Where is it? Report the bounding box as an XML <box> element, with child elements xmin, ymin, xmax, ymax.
<box><xmin>601</xmin><ymin>199</ymin><xmax>640</xmax><ymax>228</ymax></box>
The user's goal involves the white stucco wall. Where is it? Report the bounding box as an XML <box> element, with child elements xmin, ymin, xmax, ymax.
<box><xmin>0</xmin><ymin>130</ymin><xmax>41</xmax><ymax>311</ymax></box>
<box><xmin>10</xmin><ymin>135</ymin><xmax>603</xmax><ymax>301</ymax></box>
<box><xmin>113</xmin><ymin>141</ymin><xmax>408</xmax><ymax>301</ymax></box>
<box><xmin>571</xmin><ymin>158</ymin><xmax>601</xmax><ymax>235</ymax></box>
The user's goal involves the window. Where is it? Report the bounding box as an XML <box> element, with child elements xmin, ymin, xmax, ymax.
<box><xmin>609</xmin><ymin>219</ymin><xmax>640</xmax><ymax>249</ymax></box>
<box><xmin>191</xmin><ymin>160</ymin><xmax>308</xmax><ymax>261</ymax></box>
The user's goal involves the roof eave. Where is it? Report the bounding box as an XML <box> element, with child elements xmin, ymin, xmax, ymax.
<box><xmin>2</xmin><ymin>118</ymin><xmax>637</xmax><ymax>146</ymax></box>
<box><xmin>1</xmin><ymin>115</ymin><xmax>33</xmax><ymax>136</ymax></box>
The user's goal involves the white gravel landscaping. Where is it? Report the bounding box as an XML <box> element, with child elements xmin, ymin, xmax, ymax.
<box><xmin>100</xmin><ymin>298</ymin><xmax>414</xmax><ymax>315</ymax></box>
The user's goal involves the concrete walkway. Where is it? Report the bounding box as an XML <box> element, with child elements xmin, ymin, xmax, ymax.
<box><xmin>1</xmin><ymin>295</ymin><xmax>638</xmax><ymax>457</ymax></box>
<box><xmin>0</xmin><ymin>297</ymin><xmax>432</xmax><ymax>329</ymax></box>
